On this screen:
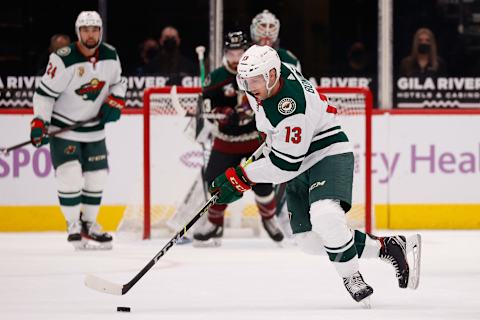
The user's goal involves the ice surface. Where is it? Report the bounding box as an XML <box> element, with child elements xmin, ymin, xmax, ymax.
<box><xmin>0</xmin><ymin>231</ymin><xmax>479</xmax><ymax>320</ymax></box>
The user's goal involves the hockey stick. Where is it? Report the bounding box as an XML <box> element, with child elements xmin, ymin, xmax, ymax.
<box><xmin>195</xmin><ymin>46</ymin><xmax>206</xmax><ymax>88</ymax></box>
<box><xmin>84</xmin><ymin>142</ymin><xmax>265</xmax><ymax>296</ymax></box>
<box><xmin>0</xmin><ymin>115</ymin><xmax>101</xmax><ymax>155</ymax></box>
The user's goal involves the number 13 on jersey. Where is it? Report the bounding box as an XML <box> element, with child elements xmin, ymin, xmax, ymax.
<box><xmin>285</xmin><ymin>126</ymin><xmax>302</xmax><ymax>144</ymax></box>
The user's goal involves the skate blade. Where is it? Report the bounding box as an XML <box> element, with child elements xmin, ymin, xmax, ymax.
<box><xmin>192</xmin><ymin>238</ymin><xmax>221</xmax><ymax>248</ymax></box>
<box><xmin>360</xmin><ymin>296</ymin><xmax>372</xmax><ymax>309</ymax></box>
<box><xmin>74</xmin><ymin>239</ymin><xmax>113</xmax><ymax>251</ymax></box>
<box><xmin>406</xmin><ymin>234</ymin><xmax>422</xmax><ymax>289</ymax></box>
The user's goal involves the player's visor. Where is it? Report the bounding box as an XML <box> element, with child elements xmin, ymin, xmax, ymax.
<box><xmin>236</xmin><ymin>74</ymin><xmax>265</xmax><ymax>91</ymax></box>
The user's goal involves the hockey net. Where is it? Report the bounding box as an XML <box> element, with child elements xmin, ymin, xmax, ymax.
<box><xmin>118</xmin><ymin>86</ymin><xmax>372</xmax><ymax>239</ymax></box>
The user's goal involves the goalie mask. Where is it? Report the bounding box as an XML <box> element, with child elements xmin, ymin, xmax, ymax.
<box><xmin>223</xmin><ymin>31</ymin><xmax>250</xmax><ymax>72</ymax></box>
<box><xmin>237</xmin><ymin>45</ymin><xmax>281</xmax><ymax>97</ymax></box>
<box><xmin>75</xmin><ymin>11</ymin><xmax>103</xmax><ymax>49</ymax></box>
<box><xmin>250</xmin><ymin>10</ymin><xmax>280</xmax><ymax>46</ymax></box>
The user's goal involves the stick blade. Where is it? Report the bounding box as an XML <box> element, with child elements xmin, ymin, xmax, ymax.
<box><xmin>84</xmin><ymin>274</ymin><xmax>124</xmax><ymax>295</ymax></box>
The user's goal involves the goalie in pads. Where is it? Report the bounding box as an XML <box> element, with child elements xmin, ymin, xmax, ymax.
<box><xmin>31</xmin><ymin>11</ymin><xmax>126</xmax><ymax>250</ymax></box>
<box><xmin>210</xmin><ymin>44</ymin><xmax>422</xmax><ymax>306</ymax></box>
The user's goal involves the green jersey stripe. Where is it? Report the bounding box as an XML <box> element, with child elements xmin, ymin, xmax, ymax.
<box><xmin>51</xmin><ymin>118</ymin><xmax>105</xmax><ymax>133</ymax></box>
<box><xmin>35</xmin><ymin>87</ymin><xmax>57</xmax><ymax>99</ymax></box>
<box><xmin>271</xmin><ymin>147</ymin><xmax>305</xmax><ymax>161</ymax></box>
<box><xmin>52</xmin><ymin>111</ymin><xmax>77</xmax><ymax>125</ymax></box>
<box><xmin>307</xmin><ymin>132</ymin><xmax>349</xmax><ymax>156</ymax></box>
<box><xmin>317</xmin><ymin>125</ymin><xmax>341</xmax><ymax>136</ymax></box>
<box><xmin>40</xmin><ymin>81</ymin><xmax>60</xmax><ymax>96</ymax></box>
<box><xmin>269</xmin><ymin>152</ymin><xmax>302</xmax><ymax>171</ymax></box>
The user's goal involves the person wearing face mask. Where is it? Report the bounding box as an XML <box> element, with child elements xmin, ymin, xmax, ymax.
<box><xmin>143</xmin><ymin>26</ymin><xmax>196</xmax><ymax>84</ymax></box>
<box><xmin>133</xmin><ymin>38</ymin><xmax>159</xmax><ymax>75</ymax></box>
<box><xmin>344</xmin><ymin>42</ymin><xmax>371</xmax><ymax>76</ymax></box>
<box><xmin>400</xmin><ymin>28</ymin><xmax>447</xmax><ymax>78</ymax></box>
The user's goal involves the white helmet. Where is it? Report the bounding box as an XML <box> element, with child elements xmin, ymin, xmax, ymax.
<box><xmin>250</xmin><ymin>10</ymin><xmax>280</xmax><ymax>45</ymax></box>
<box><xmin>237</xmin><ymin>45</ymin><xmax>281</xmax><ymax>95</ymax></box>
<box><xmin>75</xmin><ymin>11</ymin><xmax>103</xmax><ymax>48</ymax></box>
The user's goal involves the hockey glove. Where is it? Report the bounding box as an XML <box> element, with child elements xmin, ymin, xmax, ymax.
<box><xmin>99</xmin><ymin>95</ymin><xmax>125</xmax><ymax>124</ymax></box>
<box><xmin>209</xmin><ymin>166</ymin><xmax>254</xmax><ymax>204</ymax></box>
<box><xmin>30</xmin><ymin>118</ymin><xmax>50</xmax><ymax>148</ymax></box>
<box><xmin>213</xmin><ymin>106</ymin><xmax>235</xmax><ymax>127</ymax></box>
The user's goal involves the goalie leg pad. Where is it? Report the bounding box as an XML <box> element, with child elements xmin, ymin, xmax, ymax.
<box><xmin>82</xmin><ymin>169</ymin><xmax>108</xmax><ymax>222</ymax></box>
<box><xmin>310</xmin><ymin>199</ymin><xmax>359</xmax><ymax>277</ymax></box>
<box><xmin>56</xmin><ymin>160</ymin><xmax>83</xmax><ymax>223</ymax></box>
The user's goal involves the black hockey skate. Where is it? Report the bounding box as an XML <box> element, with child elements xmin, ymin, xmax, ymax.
<box><xmin>79</xmin><ymin>219</ymin><xmax>113</xmax><ymax>250</ymax></box>
<box><xmin>67</xmin><ymin>220</ymin><xmax>83</xmax><ymax>249</ymax></box>
<box><xmin>193</xmin><ymin>219</ymin><xmax>223</xmax><ymax>247</ymax></box>
<box><xmin>261</xmin><ymin>216</ymin><xmax>284</xmax><ymax>242</ymax></box>
<box><xmin>378</xmin><ymin>235</ymin><xmax>409</xmax><ymax>288</ymax></box>
<box><xmin>343</xmin><ymin>271</ymin><xmax>374</xmax><ymax>306</ymax></box>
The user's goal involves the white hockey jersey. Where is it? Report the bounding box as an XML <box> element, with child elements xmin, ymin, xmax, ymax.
<box><xmin>32</xmin><ymin>42</ymin><xmax>126</xmax><ymax>142</ymax></box>
<box><xmin>243</xmin><ymin>63</ymin><xmax>353</xmax><ymax>184</ymax></box>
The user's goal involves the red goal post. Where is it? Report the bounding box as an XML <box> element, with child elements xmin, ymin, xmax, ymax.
<box><xmin>140</xmin><ymin>86</ymin><xmax>372</xmax><ymax>239</ymax></box>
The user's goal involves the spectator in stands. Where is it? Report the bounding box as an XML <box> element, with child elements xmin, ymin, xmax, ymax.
<box><xmin>36</xmin><ymin>34</ymin><xmax>71</xmax><ymax>75</ymax></box>
<box><xmin>143</xmin><ymin>26</ymin><xmax>197</xmax><ymax>85</ymax></box>
<box><xmin>400</xmin><ymin>28</ymin><xmax>447</xmax><ymax>78</ymax></box>
<box><xmin>134</xmin><ymin>37</ymin><xmax>159</xmax><ymax>75</ymax></box>
<box><xmin>343</xmin><ymin>42</ymin><xmax>372</xmax><ymax>76</ymax></box>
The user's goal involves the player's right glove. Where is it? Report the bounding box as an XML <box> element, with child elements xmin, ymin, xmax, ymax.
<box><xmin>30</xmin><ymin>118</ymin><xmax>50</xmax><ymax>148</ymax></box>
<box><xmin>99</xmin><ymin>94</ymin><xmax>125</xmax><ymax>124</ymax></box>
<box><xmin>209</xmin><ymin>166</ymin><xmax>255</xmax><ymax>204</ymax></box>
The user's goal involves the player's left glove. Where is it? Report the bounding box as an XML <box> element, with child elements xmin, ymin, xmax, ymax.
<box><xmin>99</xmin><ymin>95</ymin><xmax>125</xmax><ymax>124</ymax></box>
<box><xmin>209</xmin><ymin>166</ymin><xmax>255</xmax><ymax>204</ymax></box>
<box><xmin>30</xmin><ymin>118</ymin><xmax>50</xmax><ymax>148</ymax></box>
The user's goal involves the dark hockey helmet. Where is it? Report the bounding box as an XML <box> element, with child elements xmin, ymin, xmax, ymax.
<box><xmin>224</xmin><ymin>31</ymin><xmax>249</xmax><ymax>50</ymax></box>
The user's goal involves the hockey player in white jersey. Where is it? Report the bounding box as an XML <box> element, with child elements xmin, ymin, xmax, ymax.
<box><xmin>209</xmin><ymin>45</ymin><xmax>421</xmax><ymax>306</ymax></box>
<box><xmin>30</xmin><ymin>11</ymin><xmax>126</xmax><ymax>250</ymax></box>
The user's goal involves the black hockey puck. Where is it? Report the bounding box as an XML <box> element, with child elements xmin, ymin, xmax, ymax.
<box><xmin>117</xmin><ymin>306</ymin><xmax>131</xmax><ymax>312</ymax></box>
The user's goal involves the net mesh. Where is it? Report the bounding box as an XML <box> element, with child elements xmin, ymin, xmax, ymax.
<box><xmin>118</xmin><ymin>86</ymin><xmax>371</xmax><ymax>239</ymax></box>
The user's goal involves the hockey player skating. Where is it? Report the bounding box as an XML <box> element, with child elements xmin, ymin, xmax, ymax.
<box><xmin>31</xmin><ymin>11</ymin><xmax>126</xmax><ymax>250</ymax></box>
<box><xmin>193</xmin><ymin>31</ymin><xmax>284</xmax><ymax>246</ymax></box>
<box><xmin>209</xmin><ymin>45</ymin><xmax>421</xmax><ymax>306</ymax></box>
<box><xmin>250</xmin><ymin>9</ymin><xmax>301</xmax><ymax>71</ymax></box>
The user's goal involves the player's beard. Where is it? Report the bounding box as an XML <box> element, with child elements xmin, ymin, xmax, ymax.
<box><xmin>83</xmin><ymin>38</ymin><xmax>100</xmax><ymax>49</ymax></box>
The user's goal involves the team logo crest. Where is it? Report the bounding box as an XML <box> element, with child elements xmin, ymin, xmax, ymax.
<box><xmin>56</xmin><ymin>47</ymin><xmax>71</xmax><ymax>56</ymax></box>
<box><xmin>223</xmin><ymin>83</ymin><xmax>236</xmax><ymax>97</ymax></box>
<box><xmin>277</xmin><ymin>97</ymin><xmax>296</xmax><ymax>115</ymax></box>
<box><xmin>75</xmin><ymin>78</ymin><xmax>106</xmax><ymax>101</ymax></box>
<box><xmin>64</xmin><ymin>145</ymin><xmax>76</xmax><ymax>155</ymax></box>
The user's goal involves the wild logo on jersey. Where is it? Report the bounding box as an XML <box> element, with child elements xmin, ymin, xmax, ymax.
<box><xmin>75</xmin><ymin>78</ymin><xmax>106</xmax><ymax>101</ymax></box>
<box><xmin>278</xmin><ymin>97</ymin><xmax>296</xmax><ymax>115</ymax></box>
